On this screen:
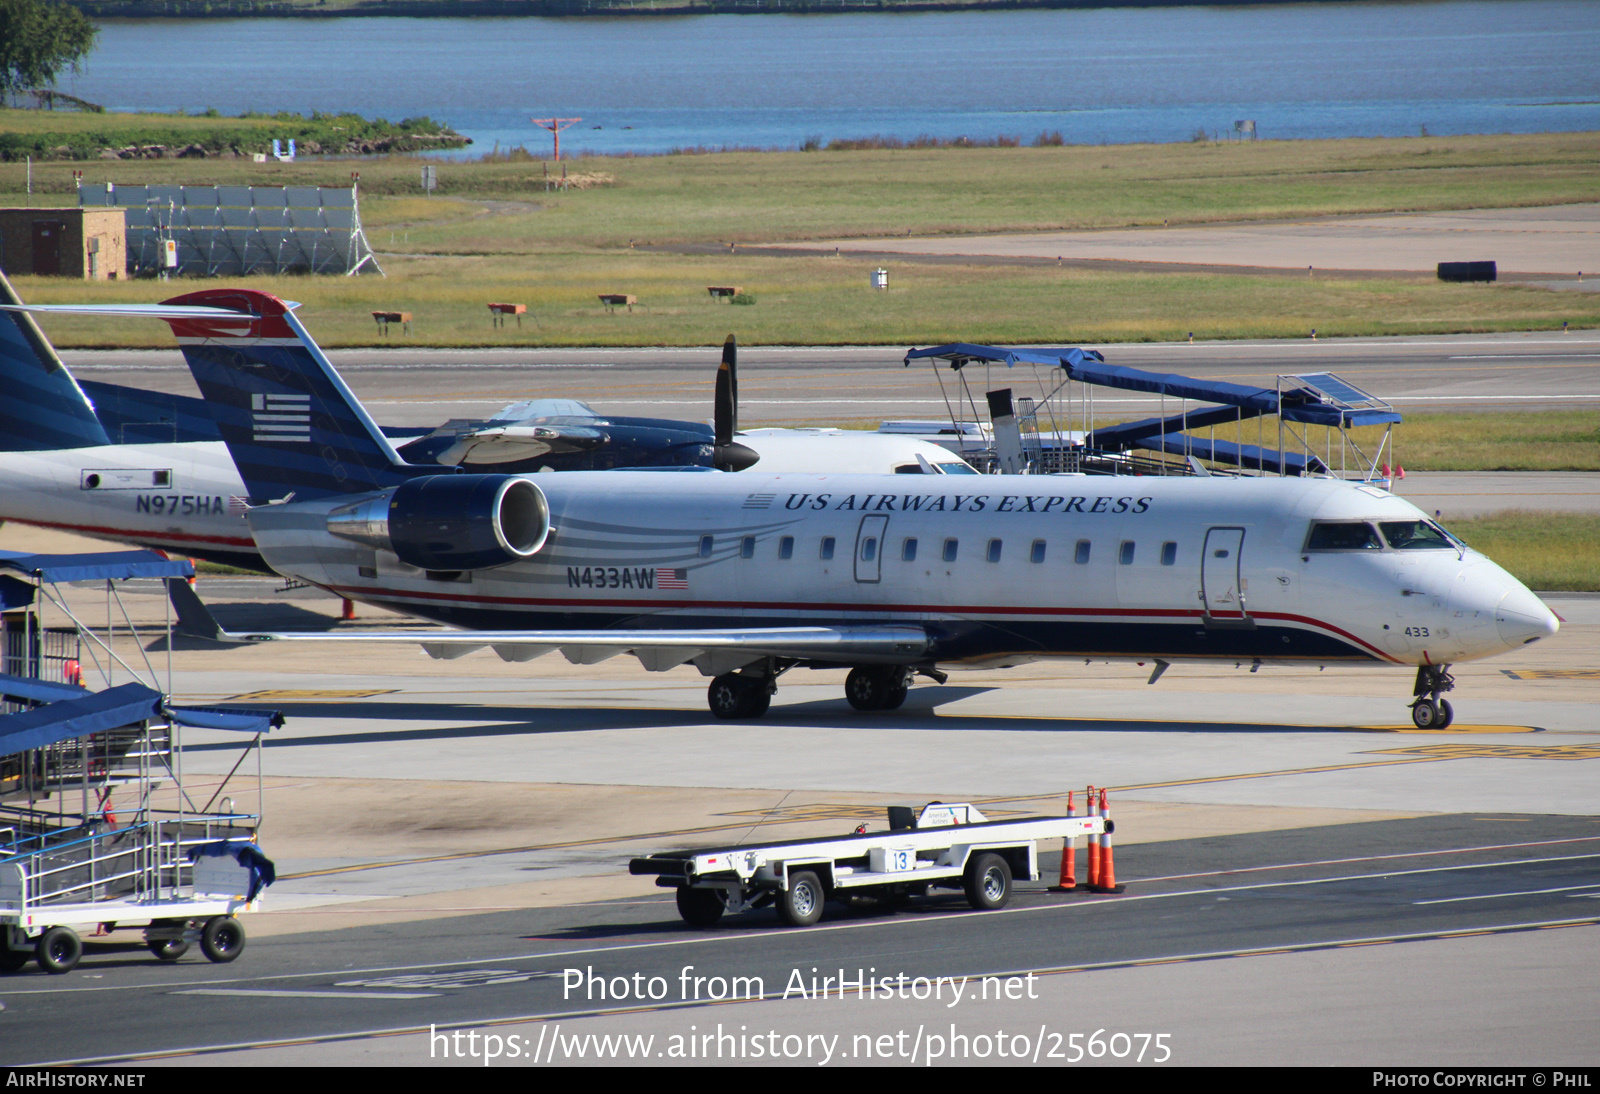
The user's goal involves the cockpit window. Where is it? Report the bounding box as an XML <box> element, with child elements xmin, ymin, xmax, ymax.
<box><xmin>938</xmin><ymin>462</ymin><xmax>980</xmax><ymax>475</ymax></box>
<box><xmin>1379</xmin><ymin>521</ymin><xmax>1455</xmax><ymax>551</ymax></box>
<box><xmin>1305</xmin><ymin>522</ymin><xmax>1383</xmax><ymax>551</ymax></box>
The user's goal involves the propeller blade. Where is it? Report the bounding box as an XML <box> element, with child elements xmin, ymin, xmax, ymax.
<box><xmin>715</xmin><ymin>333</ymin><xmax>737</xmax><ymax>447</ymax></box>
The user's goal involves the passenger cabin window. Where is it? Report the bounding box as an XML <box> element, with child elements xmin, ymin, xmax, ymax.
<box><xmin>942</xmin><ymin>538</ymin><xmax>959</xmax><ymax>563</ymax></box>
<box><xmin>1379</xmin><ymin>521</ymin><xmax>1455</xmax><ymax>551</ymax></box>
<box><xmin>902</xmin><ymin>538</ymin><xmax>918</xmax><ymax>562</ymax></box>
<box><xmin>698</xmin><ymin>535</ymin><xmax>714</xmax><ymax>558</ymax></box>
<box><xmin>986</xmin><ymin>539</ymin><xmax>1003</xmax><ymax>563</ymax></box>
<box><xmin>778</xmin><ymin>536</ymin><xmax>794</xmax><ymax>560</ymax></box>
<box><xmin>1119</xmin><ymin>541</ymin><xmax>1135</xmax><ymax>565</ymax></box>
<box><xmin>820</xmin><ymin>537</ymin><xmax>836</xmax><ymax>560</ymax></box>
<box><xmin>861</xmin><ymin>537</ymin><xmax>878</xmax><ymax>562</ymax></box>
<box><xmin>1161</xmin><ymin>542</ymin><xmax>1177</xmax><ymax>566</ymax></box>
<box><xmin>1074</xmin><ymin>539</ymin><xmax>1091</xmax><ymax>564</ymax></box>
<box><xmin>1030</xmin><ymin>540</ymin><xmax>1046</xmax><ymax>564</ymax></box>
<box><xmin>1306</xmin><ymin>522</ymin><xmax>1382</xmax><ymax>551</ymax></box>
<box><xmin>740</xmin><ymin>536</ymin><xmax>756</xmax><ymax>559</ymax></box>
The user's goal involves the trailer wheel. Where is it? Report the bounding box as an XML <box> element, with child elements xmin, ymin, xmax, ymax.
<box><xmin>676</xmin><ymin>887</ymin><xmax>726</xmax><ymax>928</ymax></box>
<box><xmin>964</xmin><ymin>853</ymin><xmax>1013</xmax><ymax>911</ymax></box>
<box><xmin>147</xmin><ymin>939</ymin><xmax>189</xmax><ymax>962</ymax></box>
<box><xmin>777</xmin><ymin>870</ymin><xmax>825</xmax><ymax>927</ymax></box>
<box><xmin>35</xmin><ymin>927</ymin><xmax>81</xmax><ymax>974</ymax></box>
<box><xmin>200</xmin><ymin>916</ymin><xmax>245</xmax><ymax>963</ymax></box>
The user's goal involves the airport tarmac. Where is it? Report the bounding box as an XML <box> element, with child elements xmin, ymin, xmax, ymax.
<box><xmin>0</xmin><ymin>543</ymin><xmax>1593</xmax><ymax>1066</ymax></box>
<box><xmin>1</xmin><ymin>331</ymin><xmax>1595</xmax><ymax>1066</ymax></box>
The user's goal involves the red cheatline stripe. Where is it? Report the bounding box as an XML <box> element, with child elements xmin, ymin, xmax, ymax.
<box><xmin>324</xmin><ymin>582</ymin><xmax>1399</xmax><ymax>663</ymax></box>
<box><xmin>22</xmin><ymin>518</ymin><xmax>254</xmax><ymax>549</ymax></box>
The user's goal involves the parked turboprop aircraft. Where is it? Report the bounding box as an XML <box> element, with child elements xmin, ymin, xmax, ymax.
<box><xmin>136</xmin><ymin>288</ymin><xmax>1556</xmax><ymax>729</ymax></box>
<box><xmin>0</xmin><ymin>282</ymin><xmax>965</xmax><ymax>569</ymax></box>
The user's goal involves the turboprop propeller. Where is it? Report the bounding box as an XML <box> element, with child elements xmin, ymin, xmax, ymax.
<box><xmin>713</xmin><ymin>334</ymin><xmax>761</xmax><ymax>472</ymax></box>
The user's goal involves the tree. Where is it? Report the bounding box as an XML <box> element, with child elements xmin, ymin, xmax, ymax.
<box><xmin>0</xmin><ymin>0</ymin><xmax>98</xmax><ymax>95</ymax></box>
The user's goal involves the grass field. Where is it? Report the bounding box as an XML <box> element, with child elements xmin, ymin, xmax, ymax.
<box><xmin>9</xmin><ymin>256</ymin><xmax>1599</xmax><ymax>348</ymax></box>
<box><xmin>0</xmin><ymin>131</ymin><xmax>1596</xmax><ymax>344</ymax></box>
<box><xmin>2</xmin><ymin>130</ymin><xmax>1596</xmax><ymax>246</ymax></box>
<box><xmin>1445</xmin><ymin>512</ymin><xmax>1600</xmax><ymax>592</ymax></box>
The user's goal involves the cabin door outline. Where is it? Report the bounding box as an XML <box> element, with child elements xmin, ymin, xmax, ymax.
<box><xmin>854</xmin><ymin>514</ymin><xmax>888</xmax><ymax>584</ymax></box>
<box><xmin>1201</xmin><ymin>526</ymin><xmax>1249</xmax><ymax>621</ymax></box>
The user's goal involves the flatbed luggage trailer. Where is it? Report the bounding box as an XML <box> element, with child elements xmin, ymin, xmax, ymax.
<box><xmin>0</xmin><ymin>808</ymin><xmax>264</xmax><ymax>974</ymax></box>
<box><xmin>631</xmin><ymin>803</ymin><xmax>1109</xmax><ymax>928</ymax></box>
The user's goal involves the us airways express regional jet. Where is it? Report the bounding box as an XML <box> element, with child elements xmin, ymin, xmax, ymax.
<box><xmin>134</xmin><ymin>290</ymin><xmax>1559</xmax><ymax>727</ymax></box>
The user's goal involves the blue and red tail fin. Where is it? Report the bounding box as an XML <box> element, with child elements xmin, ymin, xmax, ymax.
<box><xmin>159</xmin><ymin>289</ymin><xmax>416</xmax><ymax>502</ymax></box>
<box><xmin>0</xmin><ymin>269</ymin><xmax>112</xmax><ymax>451</ymax></box>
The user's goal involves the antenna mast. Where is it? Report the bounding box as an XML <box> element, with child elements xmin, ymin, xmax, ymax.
<box><xmin>531</xmin><ymin>117</ymin><xmax>582</xmax><ymax>161</ymax></box>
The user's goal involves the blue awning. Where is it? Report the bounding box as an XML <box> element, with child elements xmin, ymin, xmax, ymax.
<box><xmin>0</xmin><ymin>550</ymin><xmax>195</xmax><ymax>583</ymax></box>
<box><xmin>0</xmin><ymin>671</ymin><xmax>89</xmax><ymax>706</ymax></box>
<box><xmin>0</xmin><ymin>682</ymin><xmax>163</xmax><ymax>757</ymax></box>
<box><xmin>904</xmin><ymin>344</ymin><xmax>1104</xmax><ymax>370</ymax></box>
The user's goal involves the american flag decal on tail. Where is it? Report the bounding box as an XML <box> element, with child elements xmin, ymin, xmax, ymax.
<box><xmin>656</xmin><ymin>568</ymin><xmax>689</xmax><ymax>590</ymax></box>
<box><xmin>251</xmin><ymin>393</ymin><xmax>311</xmax><ymax>442</ymax></box>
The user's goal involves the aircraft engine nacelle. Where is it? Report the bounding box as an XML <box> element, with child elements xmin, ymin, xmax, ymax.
<box><xmin>326</xmin><ymin>474</ymin><xmax>550</xmax><ymax>571</ymax></box>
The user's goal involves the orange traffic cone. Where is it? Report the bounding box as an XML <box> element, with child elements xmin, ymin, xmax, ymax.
<box><xmin>1089</xmin><ymin>788</ymin><xmax>1126</xmax><ymax>894</ymax></box>
<box><xmin>1049</xmin><ymin>791</ymin><xmax>1077</xmax><ymax>892</ymax></box>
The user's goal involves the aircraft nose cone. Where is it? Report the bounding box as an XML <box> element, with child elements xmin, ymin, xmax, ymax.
<box><xmin>1496</xmin><ymin>587</ymin><xmax>1560</xmax><ymax>648</ymax></box>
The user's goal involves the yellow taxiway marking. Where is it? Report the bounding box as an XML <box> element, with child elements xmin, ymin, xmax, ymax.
<box><xmin>1366</xmin><ymin>743</ymin><xmax>1600</xmax><ymax>760</ymax></box>
<box><xmin>226</xmin><ymin>689</ymin><xmax>400</xmax><ymax>700</ymax></box>
<box><xmin>1501</xmin><ymin>669</ymin><xmax>1600</xmax><ymax>681</ymax></box>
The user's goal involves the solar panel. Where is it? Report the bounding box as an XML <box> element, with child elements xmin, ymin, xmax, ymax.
<box><xmin>181</xmin><ymin>186</ymin><xmax>218</xmax><ymax>208</ymax></box>
<box><xmin>1289</xmin><ymin>372</ymin><xmax>1389</xmax><ymax>409</ymax></box>
<box><xmin>287</xmin><ymin>206</ymin><xmax>327</xmax><ymax>230</ymax></box>
<box><xmin>284</xmin><ymin>186</ymin><xmax>323</xmax><ymax>209</ymax></box>
<box><xmin>255</xmin><ymin>208</ymin><xmax>291</xmax><ymax>230</ymax></box>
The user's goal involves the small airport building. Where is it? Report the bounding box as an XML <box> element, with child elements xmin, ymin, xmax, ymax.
<box><xmin>0</xmin><ymin>207</ymin><xmax>127</xmax><ymax>280</ymax></box>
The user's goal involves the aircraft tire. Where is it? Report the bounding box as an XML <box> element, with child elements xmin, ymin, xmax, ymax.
<box><xmin>845</xmin><ymin>666</ymin><xmax>892</xmax><ymax>711</ymax></box>
<box><xmin>1411</xmin><ymin>700</ymin><xmax>1449</xmax><ymax>730</ymax></box>
<box><xmin>708</xmin><ymin>674</ymin><xmax>767</xmax><ymax>719</ymax></box>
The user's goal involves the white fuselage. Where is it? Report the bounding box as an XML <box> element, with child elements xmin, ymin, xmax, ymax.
<box><xmin>248</xmin><ymin>470</ymin><xmax>1558</xmax><ymax>670</ymax></box>
<box><xmin>0</xmin><ymin>442</ymin><xmax>256</xmax><ymax>563</ymax></box>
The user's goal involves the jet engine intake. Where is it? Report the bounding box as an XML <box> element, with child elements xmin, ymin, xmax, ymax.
<box><xmin>327</xmin><ymin>474</ymin><xmax>549</xmax><ymax>571</ymax></box>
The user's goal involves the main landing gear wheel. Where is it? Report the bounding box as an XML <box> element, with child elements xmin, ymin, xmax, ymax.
<box><xmin>707</xmin><ymin>674</ymin><xmax>771</xmax><ymax>719</ymax></box>
<box><xmin>963</xmin><ymin>853</ymin><xmax>1013</xmax><ymax>912</ymax></box>
<box><xmin>776</xmin><ymin>870</ymin><xmax>826</xmax><ymax>928</ymax></box>
<box><xmin>845</xmin><ymin>667</ymin><xmax>910</xmax><ymax>712</ymax></box>
<box><xmin>1411</xmin><ymin>698</ymin><xmax>1454</xmax><ymax>730</ymax></box>
<box><xmin>676</xmin><ymin>887</ymin><xmax>726</xmax><ymax>928</ymax></box>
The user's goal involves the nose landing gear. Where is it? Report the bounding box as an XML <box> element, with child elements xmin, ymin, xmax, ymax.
<box><xmin>1410</xmin><ymin>664</ymin><xmax>1456</xmax><ymax>729</ymax></box>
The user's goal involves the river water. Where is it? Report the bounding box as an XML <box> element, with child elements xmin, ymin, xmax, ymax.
<box><xmin>59</xmin><ymin>1</ymin><xmax>1600</xmax><ymax>155</ymax></box>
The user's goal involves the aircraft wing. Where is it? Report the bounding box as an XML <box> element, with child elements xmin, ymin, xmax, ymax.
<box><xmin>166</xmin><ymin>578</ymin><xmax>926</xmax><ymax>672</ymax></box>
